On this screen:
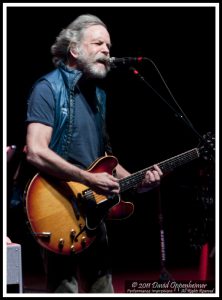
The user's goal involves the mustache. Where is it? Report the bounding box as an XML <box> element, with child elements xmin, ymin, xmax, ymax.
<box><xmin>95</xmin><ymin>56</ymin><xmax>110</xmax><ymax>65</ymax></box>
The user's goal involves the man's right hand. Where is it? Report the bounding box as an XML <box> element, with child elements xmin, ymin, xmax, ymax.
<box><xmin>81</xmin><ymin>170</ymin><xmax>120</xmax><ymax>195</ymax></box>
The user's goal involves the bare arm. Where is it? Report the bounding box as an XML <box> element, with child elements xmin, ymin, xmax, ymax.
<box><xmin>26</xmin><ymin>123</ymin><xmax>120</xmax><ymax>195</ymax></box>
<box><xmin>115</xmin><ymin>163</ymin><xmax>131</xmax><ymax>179</ymax></box>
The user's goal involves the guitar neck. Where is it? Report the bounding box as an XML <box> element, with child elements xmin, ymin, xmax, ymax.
<box><xmin>119</xmin><ymin>148</ymin><xmax>200</xmax><ymax>192</ymax></box>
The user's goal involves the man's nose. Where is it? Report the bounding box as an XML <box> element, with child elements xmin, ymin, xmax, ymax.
<box><xmin>101</xmin><ymin>44</ymin><xmax>110</xmax><ymax>55</ymax></box>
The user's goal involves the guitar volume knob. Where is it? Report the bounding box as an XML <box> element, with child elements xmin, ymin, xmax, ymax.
<box><xmin>70</xmin><ymin>245</ymin><xmax>75</xmax><ymax>253</ymax></box>
<box><xmin>58</xmin><ymin>238</ymin><xmax>64</xmax><ymax>249</ymax></box>
<box><xmin>81</xmin><ymin>236</ymin><xmax>86</xmax><ymax>248</ymax></box>
<box><xmin>70</xmin><ymin>229</ymin><xmax>76</xmax><ymax>241</ymax></box>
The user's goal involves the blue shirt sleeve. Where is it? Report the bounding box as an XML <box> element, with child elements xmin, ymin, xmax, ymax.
<box><xmin>26</xmin><ymin>80</ymin><xmax>55</xmax><ymax>127</ymax></box>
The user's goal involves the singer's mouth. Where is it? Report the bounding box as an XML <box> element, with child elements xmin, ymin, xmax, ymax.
<box><xmin>96</xmin><ymin>58</ymin><xmax>110</xmax><ymax>66</ymax></box>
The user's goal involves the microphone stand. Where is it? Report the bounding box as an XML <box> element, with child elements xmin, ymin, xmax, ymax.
<box><xmin>157</xmin><ymin>187</ymin><xmax>174</xmax><ymax>282</ymax></box>
<box><xmin>127</xmin><ymin>59</ymin><xmax>214</xmax><ymax>281</ymax></box>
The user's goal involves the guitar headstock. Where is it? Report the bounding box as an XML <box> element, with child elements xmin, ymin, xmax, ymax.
<box><xmin>198</xmin><ymin>132</ymin><xmax>215</xmax><ymax>161</ymax></box>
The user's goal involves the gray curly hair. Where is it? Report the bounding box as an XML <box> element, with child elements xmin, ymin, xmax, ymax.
<box><xmin>51</xmin><ymin>14</ymin><xmax>107</xmax><ymax>66</ymax></box>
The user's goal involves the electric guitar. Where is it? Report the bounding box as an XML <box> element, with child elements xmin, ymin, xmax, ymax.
<box><xmin>24</xmin><ymin>133</ymin><xmax>214</xmax><ymax>255</ymax></box>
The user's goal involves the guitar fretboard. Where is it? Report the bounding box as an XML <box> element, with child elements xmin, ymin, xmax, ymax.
<box><xmin>119</xmin><ymin>148</ymin><xmax>200</xmax><ymax>192</ymax></box>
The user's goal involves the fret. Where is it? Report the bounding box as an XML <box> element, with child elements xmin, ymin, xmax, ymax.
<box><xmin>120</xmin><ymin>148</ymin><xmax>199</xmax><ymax>192</ymax></box>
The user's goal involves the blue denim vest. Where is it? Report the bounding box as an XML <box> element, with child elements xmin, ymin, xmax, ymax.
<box><xmin>37</xmin><ymin>63</ymin><xmax>107</xmax><ymax>160</ymax></box>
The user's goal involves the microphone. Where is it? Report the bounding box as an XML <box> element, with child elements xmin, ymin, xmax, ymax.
<box><xmin>109</xmin><ymin>56</ymin><xmax>148</xmax><ymax>67</ymax></box>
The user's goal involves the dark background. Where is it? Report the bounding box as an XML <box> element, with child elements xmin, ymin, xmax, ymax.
<box><xmin>6</xmin><ymin>5</ymin><xmax>215</xmax><ymax>276</ymax></box>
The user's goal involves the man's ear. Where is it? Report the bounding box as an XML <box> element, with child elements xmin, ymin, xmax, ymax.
<box><xmin>69</xmin><ymin>43</ymin><xmax>78</xmax><ymax>59</ymax></box>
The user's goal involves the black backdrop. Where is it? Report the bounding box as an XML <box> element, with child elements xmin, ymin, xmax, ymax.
<box><xmin>6</xmin><ymin>5</ymin><xmax>215</xmax><ymax>275</ymax></box>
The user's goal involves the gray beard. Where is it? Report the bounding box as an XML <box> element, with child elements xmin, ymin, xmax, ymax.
<box><xmin>76</xmin><ymin>52</ymin><xmax>110</xmax><ymax>79</ymax></box>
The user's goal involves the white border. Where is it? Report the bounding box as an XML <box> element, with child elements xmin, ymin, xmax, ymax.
<box><xmin>3</xmin><ymin>2</ymin><xmax>219</xmax><ymax>298</ymax></box>
<box><xmin>3</xmin><ymin>2</ymin><xmax>220</xmax><ymax>7</ymax></box>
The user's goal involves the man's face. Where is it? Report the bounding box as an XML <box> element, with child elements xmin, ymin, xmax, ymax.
<box><xmin>75</xmin><ymin>25</ymin><xmax>111</xmax><ymax>79</ymax></box>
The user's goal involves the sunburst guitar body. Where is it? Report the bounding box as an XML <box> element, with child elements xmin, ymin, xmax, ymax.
<box><xmin>24</xmin><ymin>156</ymin><xmax>134</xmax><ymax>255</ymax></box>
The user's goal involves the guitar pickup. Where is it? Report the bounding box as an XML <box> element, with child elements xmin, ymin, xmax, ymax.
<box><xmin>82</xmin><ymin>189</ymin><xmax>97</xmax><ymax>210</ymax></box>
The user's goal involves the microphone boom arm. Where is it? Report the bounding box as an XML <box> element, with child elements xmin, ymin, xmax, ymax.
<box><xmin>129</xmin><ymin>59</ymin><xmax>211</xmax><ymax>146</ymax></box>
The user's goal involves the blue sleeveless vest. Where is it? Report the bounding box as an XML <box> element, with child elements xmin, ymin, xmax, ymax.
<box><xmin>35</xmin><ymin>63</ymin><xmax>107</xmax><ymax>160</ymax></box>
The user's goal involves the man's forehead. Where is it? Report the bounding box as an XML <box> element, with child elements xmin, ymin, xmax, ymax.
<box><xmin>82</xmin><ymin>25</ymin><xmax>110</xmax><ymax>41</ymax></box>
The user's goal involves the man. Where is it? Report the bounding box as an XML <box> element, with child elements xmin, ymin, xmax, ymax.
<box><xmin>25</xmin><ymin>14</ymin><xmax>162</xmax><ymax>293</ymax></box>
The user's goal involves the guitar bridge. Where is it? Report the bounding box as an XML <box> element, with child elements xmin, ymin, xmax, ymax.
<box><xmin>33</xmin><ymin>232</ymin><xmax>51</xmax><ymax>238</ymax></box>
